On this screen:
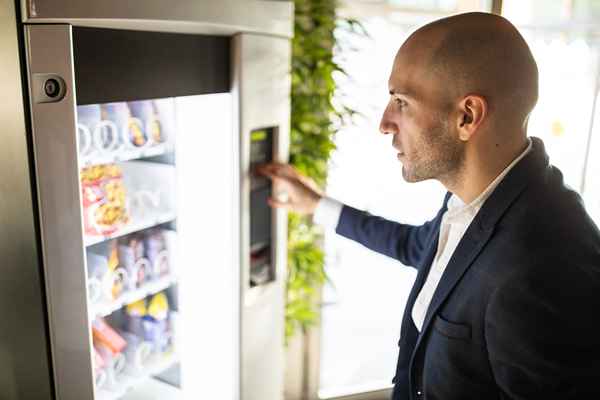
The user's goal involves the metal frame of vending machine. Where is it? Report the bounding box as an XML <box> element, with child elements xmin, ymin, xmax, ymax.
<box><xmin>234</xmin><ymin>34</ymin><xmax>291</xmax><ymax>400</ymax></box>
<box><xmin>14</xmin><ymin>1</ymin><xmax>293</xmax><ymax>399</ymax></box>
<box><xmin>0</xmin><ymin>1</ymin><xmax>55</xmax><ymax>398</ymax></box>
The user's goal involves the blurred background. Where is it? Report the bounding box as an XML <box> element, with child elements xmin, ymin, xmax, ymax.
<box><xmin>300</xmin><ymin>1</ymin><xmax>600</xmax><ymax>399</ymax></box>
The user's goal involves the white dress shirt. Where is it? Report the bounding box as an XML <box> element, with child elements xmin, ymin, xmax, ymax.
<box><xmin>313</xmin><ymin>139</ymin><xmax>532</xmax><ymax>331</ymax></box>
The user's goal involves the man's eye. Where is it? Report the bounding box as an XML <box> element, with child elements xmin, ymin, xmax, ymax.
<box><xmin>394</xmin><ymin>98</ymin><xmax>406</xmax><ymax>107</ymax></box>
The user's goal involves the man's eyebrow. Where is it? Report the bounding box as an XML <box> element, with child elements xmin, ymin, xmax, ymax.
<box><xmin>389</xmin><ymin>89</ymin><xmax>411</xmax><ymax>96</ymax></box>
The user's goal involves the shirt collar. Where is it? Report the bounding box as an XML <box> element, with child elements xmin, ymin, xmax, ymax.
<box><xmin>446</xmin><ymin>138</ymin><xmax>533</xmax><ymax>220</ymax></box>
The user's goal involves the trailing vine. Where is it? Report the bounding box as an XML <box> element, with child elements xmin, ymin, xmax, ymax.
<box><xmin>286</xmin><ymin>0</ymin><xmax>364</xmax><ymax>341</ymax></box>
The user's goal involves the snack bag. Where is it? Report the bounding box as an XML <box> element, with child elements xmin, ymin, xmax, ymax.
<box><xmin>119</xmin><ymin>235</ymin><xmax>149</xmax><ymax>289</ymax></box>
<box><xmin>107</xmin><ymin>241</ymin><xmax>127</xmax><ymax>298</ymax></box>
<box><xmin>144</xmin><ymin>229</ymin><xmax>169</xmax><ymax>279</ymax></box>
<box><xmin>147</xmin><ymin>292</ymin><xmax>169</xmax><ymax>321</ymax></box>
<box><xmin>92</xmin><ymin>317</ymin><xmax>127</xmax><ymax>355</ymax></box>
<box><xmin>81</xmin><ymin>164</ymin><xmax>129</xmax><ymax>236</ymax></box>
<box><xmin>125</xmin><ymin>299</ymin><xmax>147</xmax><ymax>336</ymax></box>
<box><xmin>148</xmin><ymin>101</ymin><xmax>163</xmax><ymax>144</ymax></box>
<box><xmin>144</xmin><ymin>293</ymin><xmax>170</xmax><ymax>352</ymax></box>
<box><xmin>127</xmin><ymin>101</ymin><xmax>151</xmax><ymax>147</ymax></box>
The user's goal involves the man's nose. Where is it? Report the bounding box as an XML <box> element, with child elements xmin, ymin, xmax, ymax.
<box><xmin>379</xmin><ymin>106</ymin><xmax>396</xmax><ymax>135</ymax></box>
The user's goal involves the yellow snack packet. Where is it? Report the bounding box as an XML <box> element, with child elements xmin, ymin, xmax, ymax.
<box><xmin>148</xmin><ymin>292</ymin><xmax>169</xmax><ymax>320</ymax></box>
<box><xmin>126</xmin><ymin>299</ymin><xmax>147</xmax><ymax>317</ymax></box>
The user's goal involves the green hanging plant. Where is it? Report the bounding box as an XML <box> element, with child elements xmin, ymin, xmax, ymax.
<box><xmin>286</xmin><ymin>0</ymin><xmax>365</xmax><ymax>342</ymax></box>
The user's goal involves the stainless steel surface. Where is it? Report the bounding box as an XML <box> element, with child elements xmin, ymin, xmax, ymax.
<box><xmin>22</xmin><ymin>0</ymin><xmax>293</xmax><ymax>38</ymax></box>
<box><xmin>234</xmin><ymin>33</ymin><xmax>290</xmax><ymax>400</ymax></box>
<box><xmin>0</xmin><ymin>1</ymin><xmax>54</xmax><ymax>399</ymax></box>
<box><xmin>25</xmin><ymin>24</ymin><xmax>95</xmax><ymax>400</ymax></box>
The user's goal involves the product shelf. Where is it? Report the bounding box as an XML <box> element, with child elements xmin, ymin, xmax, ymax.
<box><xmin>80</xmin><ymin>144</ymin><xmax>174</xmax><ymax>168</ymax></box>
<box><xmin>85</xmin><ymin>211</ymin><xmax>177</xmax><ymax>247</ymax></box>
<box><xmin>90</xmin><ymin>274</ymin><xmax>178</xmax><ymax>317</ymax></box>
<box><xmin>96</xmin><ymin>352</ymin><xmax>179</xmax><ymax>400</ymax></box>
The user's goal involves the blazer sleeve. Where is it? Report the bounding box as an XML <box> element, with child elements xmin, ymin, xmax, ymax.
<box><xmin>484</xmin><ymin>263</ymin><xmax>600</xmax><ymax>399</ymax></box>
<box><xmin>335</xmin><ymin>204</ymin><xmax>442</xmax><ymax>269</ymax></box>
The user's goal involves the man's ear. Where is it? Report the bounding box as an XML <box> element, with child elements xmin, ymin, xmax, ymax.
<box><xmin>457</xmin><ymin>94</ymin><xmax>487</xmax><ymax>141</ymax></box>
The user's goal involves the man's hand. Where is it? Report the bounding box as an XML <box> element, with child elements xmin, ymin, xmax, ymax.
<box><xmin>255</xmin><ymin>163</ymin><xmax>323</xmax><ymax>215</ymax></box>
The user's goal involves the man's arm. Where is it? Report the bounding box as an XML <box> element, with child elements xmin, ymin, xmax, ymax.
<box><xmin>256</xmin><ymin>162</ymin><xmax>443</xmax><ymax>269</ymax></box>
<box><xmin>334</xmin><ymin>203</ymin><xmax>440</xmax><ymax>268</ymax></box>
<box><xmin>485</xmin><ymin>263</ymin><xmax>600</xmax><ymax>399</ymax></box>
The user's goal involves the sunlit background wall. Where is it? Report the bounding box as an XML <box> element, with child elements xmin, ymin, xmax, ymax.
<box><xmin>318</xmin><ymin>0</ymin><xmax>600</xmax><ymax>397</ymax></box>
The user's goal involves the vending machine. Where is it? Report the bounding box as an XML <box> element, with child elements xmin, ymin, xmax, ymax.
<box><xmin>3</xmin><ymin>0</ymin><xmax>292</xmax><ymax>399</ymax></box>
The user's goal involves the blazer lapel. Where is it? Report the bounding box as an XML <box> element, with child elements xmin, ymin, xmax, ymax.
<box><xmin>411</xmin><ymin>137</ymin><xmax>550</xmax><ymax>356</ymax></box>
<box><xmin>417</xmin><ymin>218</ymin><xmax>494</xmax><ymax>342</ymax></box>
<box><xmin>401</xmin><ymin>191</ymin><xmax>453</xmax><ymax>325</ymax></box>
<box><xmin>412</xmin><ymin>193</ymin><xmax>452</xmax><ymax>288</ymax></box>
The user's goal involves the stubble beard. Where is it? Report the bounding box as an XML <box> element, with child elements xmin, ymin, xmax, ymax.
<box><xmin>401</xmin><ymin>122</ymin><xmax>465</xmax><ymax>184</ymax></box>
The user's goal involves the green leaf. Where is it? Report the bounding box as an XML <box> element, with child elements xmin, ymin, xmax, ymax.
<box><xmin>286</xmin><ymin>0</ymin><xmax>367</xmax><ymax>345</ymax></box>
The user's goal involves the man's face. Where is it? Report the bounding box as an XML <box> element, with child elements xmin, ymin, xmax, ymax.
<box><xmin>379</xmin><ymin>48</ymin><xmax>465</xmax><ymax>183</ymax></box>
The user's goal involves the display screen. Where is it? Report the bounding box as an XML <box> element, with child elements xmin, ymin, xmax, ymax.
<box><xmin>249</xmin><ymin>127</ymin><xmax>275</xmax><ymax>287</ymax></box>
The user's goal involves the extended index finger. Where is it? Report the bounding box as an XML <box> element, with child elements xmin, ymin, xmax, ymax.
<box><xmin>255</xmin><ymin>163</ymin><xmax>277</xmax><ymax>178</ymax></box>
<box><xmin>255</xmin><ymin>162</ymin><xmax>292</xmax><ymax>179</ymax></box>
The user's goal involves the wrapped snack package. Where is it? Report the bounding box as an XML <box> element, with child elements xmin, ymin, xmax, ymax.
<box><xmin>143</xmin><ymin>292</ymin><xmax>171</xmax><ymax>353</ymax></box>
<box><xmin>152</xmin><ymin>98</ymin><xmax>176</xmax><ymax>146</ymax></box>
<box><xmin>148</xmin><ymin>101</ymin><xmax>163</xmax><ymax>144</ymax></box>
<box><xmin>126</xmin><ymin>299</ymin><xmax>147</xmax><ymax>337</ymax></box>
<box><xmin>124</xmin><ymin>293</ymin><xmax>173</xmax><ymax>356</ymax></box>
<box><xmin>119</xmin><ymin>235</ymin><xmax>150</xmax><ymax>290</ymax></box>
<box><xmin>107</xmin><ymin>241</ymin><xmax>128</xmax><ymax>299</ymax></box>
<box><xmin>92</xmin><ymin>319</ymin><xmax>128</xmax><ymax>385</ymax></box>
<box><xmin>144</xmin><ymin>229</ymin><xmax>169</xmax><ymax>279</ymax></box>
<box><xmin>127</xmin><ymin>101</ymin><xmax>151</xmax><ymax>147</ymax></box>
<box><xmin>91</xmin><ymin>317</ymin><xmax>127</xmax><ymax>355</ymax></box>
<box><xmin>81</xmin><ymin>164</ymin><xmax>129</xmax><ymax>236</ymax></box>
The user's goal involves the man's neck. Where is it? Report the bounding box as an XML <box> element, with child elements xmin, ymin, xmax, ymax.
<box><xmin>444</xmin><ymin>137</ymin><xmax>529</xmax><ymax>204</ymax></box>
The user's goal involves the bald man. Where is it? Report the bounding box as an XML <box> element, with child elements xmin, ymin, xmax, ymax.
<box><xmin>258</xmin><ymin>12</ymin><xmax>600</xmax><ymax>400</ymax></box>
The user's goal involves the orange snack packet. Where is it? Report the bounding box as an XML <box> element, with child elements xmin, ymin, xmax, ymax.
<box><xmin>92</xmin><ymin>318</ymin><xmax>127</xmax><ymax>354</ymax></box>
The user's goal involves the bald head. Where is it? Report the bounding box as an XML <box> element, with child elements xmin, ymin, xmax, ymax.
<box><xmin>380</xmin><ymin>12</ymin><xmax>537</xmax><ymax>199</ymax></box>
<box><xmin>398</xmin><ymin>12</ymin><xmax>538</xmax><ymax>128</ymax></box>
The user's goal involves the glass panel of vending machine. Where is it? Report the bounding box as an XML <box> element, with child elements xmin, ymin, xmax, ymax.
<box><xmin>80</xmin><ymin>98</ymin><xmax>180</xmax><ymax>398</ymax></box>
<box><xmin>75</xmin><ymin>48</ymin><xmax>238</xmax><ymax>400</ymax></box>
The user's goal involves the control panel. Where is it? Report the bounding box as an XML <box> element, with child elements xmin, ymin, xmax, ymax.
<box><xmin>249</xmin><ymin>128</ymin><xmax>275</xmax><ymax>287</ymax></box>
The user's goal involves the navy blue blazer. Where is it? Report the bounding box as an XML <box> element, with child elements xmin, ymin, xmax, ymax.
<box><xmin>335</xmin><ymin>137</ymin><xmax>600</xmax><ymax>400</ymax></box>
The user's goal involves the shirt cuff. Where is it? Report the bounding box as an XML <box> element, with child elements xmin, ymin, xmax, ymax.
<box><xmin>313</xmin><ymin>197</ymin><xmax>344</xmax><ymax>230</ymax></box>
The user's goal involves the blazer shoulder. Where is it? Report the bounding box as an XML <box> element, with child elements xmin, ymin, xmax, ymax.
<box><xmin>504</xmin><ymin>165</ymin><xmax>598</xmax><ymax>243</ymax></box>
